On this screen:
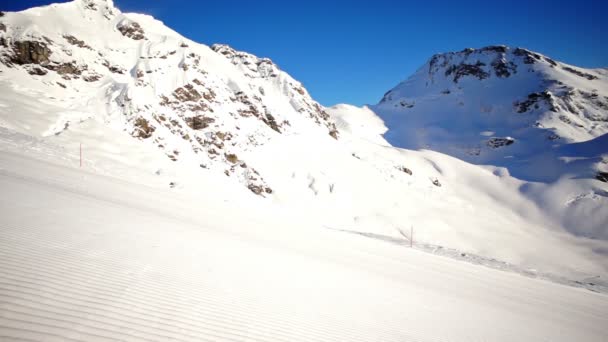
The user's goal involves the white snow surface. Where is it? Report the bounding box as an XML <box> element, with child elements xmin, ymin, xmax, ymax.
<box><xmin>1</xmin><ymin>126</ymin><xmax>608</xmax><ymax>342</ymax></box>
<box><xmin>1</xmin><ymin>2</ymin><xmax>608</xmax><ymax>340</ymax></box>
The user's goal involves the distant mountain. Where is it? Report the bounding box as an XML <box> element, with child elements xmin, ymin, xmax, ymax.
<box><xmin>372</xmin><ymin>45</ymin><xmax>608</xmax><ymax>182</ymax></box>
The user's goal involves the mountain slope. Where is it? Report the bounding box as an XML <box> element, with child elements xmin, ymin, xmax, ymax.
<box><xmin>2</xmin><ymin>136</ymin><xmax>607</xmax><ymax>341</ymax></box>
<box><xmin>0</xmin><ymin>0</ymin><xmax>338</xmax><ymax>194</ymax></box>
<box><xmin>1</xmin><ymin>0</ymin><xmax>607</xmax><ymax>304</ymax></box>
<box><xmin>372</xmin><ymin>45</ymin><xmax>608</xmax><ymax>182</ymax></box>
<box><xmin>371</xmin><ymin>45</ymin><xmax>608</xmax><ymax>242</ymax></box>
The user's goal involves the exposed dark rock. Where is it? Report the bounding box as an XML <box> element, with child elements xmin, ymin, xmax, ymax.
<box><xmin>133</xmin><ymin>117</ymin><xmax>155</xmax><ymax>139</ymax></box>
<box><xmin>264</xmin><ymin>113</ymin><xmax>281</xmax><ymax>133</ymax></box>
<box><xmin>562</xmin><ymin>66</ymin><xmax>598</xmax><ymax>80</ymax></box>
<box><xmin>487</xmin><ymin>137</ymin><xmax>514</xmax><ymax>148</ymax></box>
<box><xmin>215</xmin><ymin>131</ymin><xmax>233</xmax><ymax>141</ymax></box>
<box><xmin>397</xmin><ymin>166</ymin><xmax>413</xmax><ymax>175</ymax></box>
<box><xmin>45</xmin><ymin>61</ymin><xmax>86</xmax><ymax>75</ymax></box>
<box><xmin>329</xmin><ymin>129</ymin><xmax>339</xmax><ymax>140</ymax></box>
<box><xmin>238</xmin><ymin>104</ymin><xmax>261</xmax><ymax>117</ymax></box>
<box><xmin>185</xmin><ymin>115</ymin><xmax>214</xmax><ymax>130</ymax></box>
<box><xmin>248</xmin><ymin>184</ymin><xmax>264</xmax><ymax>195</ymax></box>
<box><xmin>0</xmin><ymin>11</ymin><xmax>5</xmax><ymax>17</ymax></box>
<box><xmin>10</xmin><ymin>40</ymin><xmax>52</xmax><ymax>65</ymax></box>
<box><xmin>117</xmin><ymin>21</ymin><xmax>145</xmax><ymax>40</ymax></box>
<box><xmin>56</xmin><ymin>82</ymin><xmax>66</xmax><ymax>88</ymax></box>
<box><xmin>491</xmin><ymin>58</ymin><xmax>517</xmax><ymax>78</ymax></box>
<box><xmin>432</xmin><ymin>178</ymin><xmax>442</xmax><ymax>187</ymax></box>
<box><xmin>428</xmin><ymin>53</ymin><xmax>451</xmax><ymax>75</ymax></box>
<box><xmin>445</xmin><ymin>61</ymin><xmax>489</xmax><ymax>83</ymax></box>
<box><xmin>27</xmin><ymin>66</ymin><xmax>47</xmax><ymax>75</ymax></box>
<box><xmin>225</xmin><ymin>153</ymin><xmax>239</xmax><ymax>164</ymax></box>
<box><xmin>0</xmin><ymin>23</ymin><xmax>6</xmax><ymax>32</ymax></box>
<box><xmin>513</xmin><ymin>48</ymin><xmax>541</xmax><ymax>64</ymax></box>
<box><xmin>515</xmin><ymin>91</ymin><xmax>557</xmax><ymax>113</ymax></box>
<box><xmin>399</xmin><ymin>100</ymin><xmax>415</xmax><ymax>108</ymax></box>
<box><xmin>203</xmin><ymin>88</ymin><xmax>216</xmax><ymax>101</ymax></box>
<box><xmin>559</xmin><ymin>115</ymin><xmax>572</xmax><ymax>124</ymax></box>
<box><xmin>108</xmin><ymin>65</ymin><xmax>125</xmax><ymax>73</ymax></box>
<box><xmin>83</xmin><ymin>73</ymin><xmax>101</xmax><ymax>82</ymax></box>
<box><xmin>596</xmin><ymin>172</ymin><xmax>608</xmax><ymax>183</ymax></box>
<box><xmin>102</xmin><ymin>60</ymin><xmax>125</xmax><ymax>74</ymax></box>
<box><xmin>479</xmin><ymin>45</ymin><xmax>508</xmax><ymax>53</ymax></box>
<box><xmin>314</xmin><ymin>104</ymin><xmax>331</xmax><ymax>122</ymax></box>
<box><xmin>84</xmin><ymin>1</ymin><xmax>97</xmax><ymax>10</ymax></box>
<box><xmin>544</xmin><ymin>57</ymin><xmax>558</xmax><ymax>67</ymax></box>
<box><xmin>173</xmin><ymin>84</ymin><xmax>202</xmax><ymax>102</ymax></box>
<box><xmin>63</xmin><ymin>35</ymin><xmax>92</xmax><ymax>50</ymax></box>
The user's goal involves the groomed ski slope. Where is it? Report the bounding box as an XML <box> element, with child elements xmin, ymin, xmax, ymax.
<box><xmin>1</xmin><ymin>140</ymin><xmax>607</xmax><ymax>341</ymax></box>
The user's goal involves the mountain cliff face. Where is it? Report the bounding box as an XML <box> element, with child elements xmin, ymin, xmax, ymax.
<box><xmin>0</xmin><ymin>0</ymin><xmax>338</xmax><ymax>195</ymax></box>
<box><xmin>373</xmin><ymin>45</ymin><xmax>608</xmax><ymax>182</ymax></box>
<box><xmin>1</xmin><ymin>1</ymin><xmax>607</xmax><ymax>286</ymax></box>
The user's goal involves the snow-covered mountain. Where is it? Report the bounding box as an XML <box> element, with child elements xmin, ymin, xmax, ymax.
<box><xmin>0</xmin><ymin>0</ymin><xmax>339</xmax><ymax>195</ymax></box>
<box><xmin>373</xmin><ymin>45</ymin><xmax>608</xmax><ymax>183</ymax></box>
<box><xmin>1</xmin><ymin>0</ymin><xmax>607</xmax><ymax>296</ymax></box>
<box><xmin>1</xmin><ymin>1</ymin><xmax>608</xmax><ymax>340</ymax></box>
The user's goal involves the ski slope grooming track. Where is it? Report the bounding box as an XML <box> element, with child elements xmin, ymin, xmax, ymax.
<box><xmin>1</xmin><ymin>150</ymin><xmax>608</xmax><ymax>342</ymax></box>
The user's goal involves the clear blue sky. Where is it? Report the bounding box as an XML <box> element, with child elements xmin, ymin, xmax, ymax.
<box><xmin>4</xmin><ymin>0</ymin><xmax>608</xmax><ymax>106</ymax></box>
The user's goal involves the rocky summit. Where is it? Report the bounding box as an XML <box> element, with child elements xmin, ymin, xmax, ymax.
<box><xmin>373</xmin><ymin>45</ymin><xmax>608</xmax><ymax>182</ymax></box>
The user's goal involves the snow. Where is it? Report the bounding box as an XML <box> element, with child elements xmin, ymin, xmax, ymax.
<box><xmin>1</xmin><ymin>2</ymin><xmax>608</xmax><ymax>340</ymax></box>
<box><xmin>326</xmin><ymin>104</ymin><xmax>389</xmax><ymax>145</ymax></box>
<box><xmin>1</xmin><ymin>134</ymin><xmax>608</xmax><ymax>341</ymax></box>
<box><xmin>373</xmin><ymin>46</ymin><xmax>608</xmax><ymax>162</ymax></box>
<box><xmin>371</xmin><ymin>45</ymin><xmax>608</xmax><ymax>251</ymax></box>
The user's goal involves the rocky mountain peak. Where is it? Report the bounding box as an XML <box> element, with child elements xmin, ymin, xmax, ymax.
<box><xmin>374</xmin><ymin>45</ymin><xmax>608</xmax><ymax>179</ymax></box>
<box><xmin>0</xmin><ymin>0</ymin><xmax>340</xmax><ymax>195</ymax></box>
<box><xmin>211</xmin><ymin>44</ymin><xmax>279</xmax><ymax>79</ymax></box>
<box><xmin>427</xmin><ymin>45</ymin><xmax>600</xmax><ymax>85</ymax></box>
